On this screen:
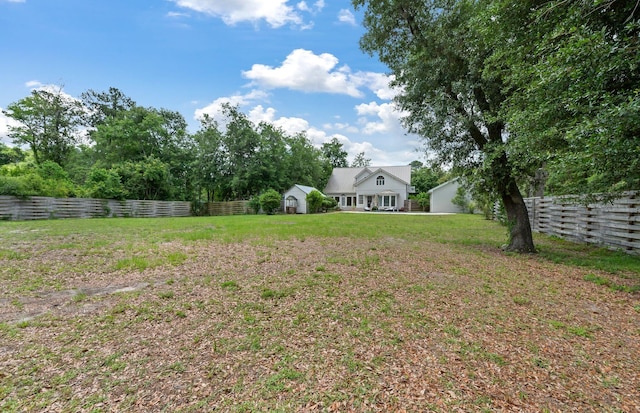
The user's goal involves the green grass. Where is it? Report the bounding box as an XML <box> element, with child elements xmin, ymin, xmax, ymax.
<box><xmin>535</xmin><ymin>237</ymin><xmax>640</xmax><ymax>275</ymax></box>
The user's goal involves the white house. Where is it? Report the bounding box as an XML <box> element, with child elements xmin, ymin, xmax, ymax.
<box><xmin>428</xmin><ymin>178</ymin><xmax>463</xmax><ymax>213</ymax></box>
<box><xmin>323</xmin><ymin>166</ymin><xmax>414</xmax><ymax>211</ymax></box>
<box><xmin>283</xmin><ymin>184</ymin><xmax>324</xmax><ymax>214</ymax></box>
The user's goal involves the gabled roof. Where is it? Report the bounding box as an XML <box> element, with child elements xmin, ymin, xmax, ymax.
<box><xmin>355</xmin><ymin>167</ymin><xmax>410</xmax><ymax>187</ymax></box>
<box><xmin>289</xmin><ymin>184</ymin><xmax>324</xmax><ymax>196</ymax></box>
<box><xmin>428</xmin><ymin>177</ymin><xmax>460</xmax><ymax>194</ymax></box>
<box><xmin>324</xmin><ymin>166</ymin><xmax>411</xmax><ymax>194</ymax></box>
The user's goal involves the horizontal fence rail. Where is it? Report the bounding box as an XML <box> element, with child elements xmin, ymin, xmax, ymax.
<box><xmin>0</xmin><ymin>196</ymin><xmax>191</xmax><ymax>221</ymax></box>
<box><xmin>524</xmin><ymin>191</ymin><xmax>639</xmax><ymax>255</ymax></box>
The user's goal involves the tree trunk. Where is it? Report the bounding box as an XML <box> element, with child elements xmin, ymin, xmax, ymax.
<box><xmin>500</xmin><ymin>179</ymin><xmax>536</xmax><ymax>253</ymax></box>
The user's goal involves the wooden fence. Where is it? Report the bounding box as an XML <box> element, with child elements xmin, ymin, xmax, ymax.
<box><xmin>206</xmin><ymin>200</ymin><xmax>250</xmax><ymax>216</ymax></box>
<box><xmin>523</xmin><ymin>191</ymin><xmax>639</xmax><ymax>254</ymax></box>
<box><xmin>0</xmin><ymin>196</ymin><xmax>191</xmax><ymax>221</ymax></box>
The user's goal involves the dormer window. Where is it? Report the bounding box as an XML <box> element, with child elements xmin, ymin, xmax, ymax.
<box><xmin>376</xmin><ymin>175</ymin><xmax>385</xmax><ymax>186</ymax></box>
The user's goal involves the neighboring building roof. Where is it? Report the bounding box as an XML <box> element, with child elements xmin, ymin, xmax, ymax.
<box><xmin>288</xmin><ymin>184</ymin><xmax>324</xmax><ymax>196</ymax></box>
<box><xmin>324</xmin><ymin>166</ymin><xmax>411</xmax><ymax>194</ymax></box>
<box><xmin>428</xmin><ymin>177</ymin><xmax>460</xmax><ymax>194</ymax></box>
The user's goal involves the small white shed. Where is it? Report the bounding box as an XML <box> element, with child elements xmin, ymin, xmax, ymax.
<box><xmin>428</xmin><ymin>178</ymin><xmax>463</xmax><ymax>213</ymax></box>
<box><xmin>283</xmin><ymin>185</ymin><xmax>323</xmax><ymax>214</ymax></box>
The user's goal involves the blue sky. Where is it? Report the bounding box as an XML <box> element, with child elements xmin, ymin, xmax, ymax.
<box><xmin>0</xmin><ymin>0</ymin><xmax>423</xmax><ymax>165</ymax></box>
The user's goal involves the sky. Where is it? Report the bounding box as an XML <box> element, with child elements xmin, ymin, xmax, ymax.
<box><xmin>0</xmin><ymin>0</ymin><xmax>424</xmax><ymax>166</ymax></box>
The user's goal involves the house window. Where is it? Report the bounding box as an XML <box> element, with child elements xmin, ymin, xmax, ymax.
<box><xmin>381</xmin><ymin>195</ymin><xmax>396</xmax><ymax>207</ymax></box>
<box><xmin>376</xmin><ymin>175</ymin><xmax>385</xmax><ymax>186</ymax></box>
<box><xmin>358</xmin><ymin>195</ymin><xmax>364</xmax><ymax>205</ymax></box>
<box><xmin>346</xmin><ymin>197</ymin><xmax>353</xmax><ymax>207</ymax></box>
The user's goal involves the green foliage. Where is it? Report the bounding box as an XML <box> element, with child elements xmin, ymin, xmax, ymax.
<box><xmin>483</xmin><ymin>1</ymin><xmax>640</xmax><ymax>195</ymax></box>
<box><xmin>259</xmin><ymin>189</ymin><xmax>282</xmax><ymax>215</ymax></box>
<box><xmin>0</xmin><ymin>160</ymin><xmax>76</xmax><ymax>197</ymax></box>
<box><xmin>115</xmin><ymin>156</ymin><xmax>172</xmax><ymax>200</ymax></box>
<box><xmin>351</xmin><ymin>151</ymin><xmax>371</xmax><ymax>167</ymax></box>
<box><xmin>452</xmin><ymin>185</ymin><xmax>475</xmax><ymax>214</ymax></box>
<box><xmin>353</xmin><ymin>0</ymin><xmax>535</xmax><ymax>252</ymax></box>
<box><xmin>305</xmin><ymin>190</ymin><xmax>325</xmax><ymax>214</ymax></box>
<box><xmin>193</xmin><ymin>105</ymin><xmax>326</xmax><ymax>202</ymax></box>
<box><xmin>83</xmin><ymin>167</ymin><xmax>126</xmax><ymax>200</ymax></box>
<box><xmin>415</xmin><ymin>192</ymin><xmax>430</xmax><ymax>211</ymax></box>
<box><xmin>322</xmin><ymin>137</ymin><xmax>348</xmax><ymax>168</ymax></box>
<box><xmin>3</xmin><ymin>86</ymin><xmax>85</xmax><ymax>166</ymax></box>
<box><xmin>247</xmin><ymin>196</ymin><xmax>262</xmax><ymax>214</ymax></box>
<box><xmin>322</xmin><ymin>196</ymin><xmax>338</xmax><ymax>211</ymax></box>
<box><xmin>411</xmin><ymin>166</ymin><xmax>443</xmax><ymax>194</ymax></box>
<box><xmin>0</xmin><ymin>143</ymin><xmax>25</xmax><ymax>166</ymax></box>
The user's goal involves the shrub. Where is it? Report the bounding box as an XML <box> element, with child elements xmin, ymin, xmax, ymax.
<box><xmin>83</xmin><ymin>167</ymin><xmax>126</xmax><ymax>200</ymax></box>
<box><xmin>259</xmin><ymin>189</ymin><xmax>282</xmax><ymax>215</ymax></box>
<box><xmin>248</xmin><ymin>195</ymin><xmax>262</xmax><ymax>214</ymax></box>
<box><xmin>306</xmin><ymin>190</ymin><xmax>325</xmax><ymax>213</ymax></box>
<box><xmin>452</xmin><ymin>186</ymin><xmax>475</xmax><ymax>214</ymax></box>
<box><xmin>415</xmin><ymin>192</ymin><xmax>430</xmax><ymax>211</ymax></box>
<box><xmin>322</xmin><ymin>196</ymin><xmax>338</xmax><ymax>211</ymax></box>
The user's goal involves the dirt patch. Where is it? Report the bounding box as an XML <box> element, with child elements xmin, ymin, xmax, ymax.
<box><xmin>0</xmin><ymin>282</ymin><xmax>156</xmax><ymax>324</ymax></box>
<box><xmin>0</xmin><ymin>237</ymin><xmax>638</xmax><ymax>412</ymax></box>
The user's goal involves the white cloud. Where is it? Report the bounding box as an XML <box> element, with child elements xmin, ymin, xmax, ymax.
<box><xmin>322</xmin><ymin>122</ymin><xmax>359</xmax><ymax>134</ymax></box>
<box><xmin>170</xmin><ymin>0</ymin><xmax>304</xmax><ymax>28</ymax></box>
<box><xmin>242</xmin><ymin>104</ymin><xmax>408</xmax><ymax>164</ymax></box>
<box><xmin>1</xmin><ymin>0</ymin><xmax>26</xmax><ymax>3</ymax></box>
<box><xmin>355</xmin><ymin>101</ymin><xmax>409</xmax><ymax>136</ymax></box>
<box><xmin>337</xmin><ymin>9</ymin><xmax>356</xmax><ymax>26</ymax></box>
<box><xmin>247</xmin><ymin>105</ymin><xmax>311</xmax><ymax>136</ymax></box>
<box><xmin>296</xmin><ymin>0</ymin><xmax>324</xmax><ymax>13</ymax></box>
<box><xmin>25</xmin><ymin>80</ymin><xmax>43</xmax><ymax>89</ymax></box>
<box><xmin>0</xmin><ymin>109</ymin><xmax>20</xmax><ymax>144</ymax></box>
<box><xmin>167</xmin><ymin>11</ymin><xmax>190</xmax><ymax>18</ymax></box>
<box><xmin>358</xmin><ymin>73</ymin><xmax>398</xmax><ymax>100</ymax></box>
<box><xmin>243</xmin><ymin>50</ymin><xmax>397</xmax><ymax>100</ymax></box>
<box><xmin>194</xmin><ymin>89</ymin><xmax>269</xmax><ymax>122</ymax></box>
<box><xmin>243</xmin><ymin>49</ymin><xmax>364</xmax><ymax>97</ymax></box>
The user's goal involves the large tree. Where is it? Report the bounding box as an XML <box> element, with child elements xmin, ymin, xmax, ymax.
<box><xmin>284</xmin><ymin>132</ymin><xmax>326</xmax><ymax>189</ymax></box>
<box><xmin>321</xmin><ymin>137</ymin><xmax>349</xmax><ymax>169</ymax></box>
<box><xmin>486</xmin><ymin>0</ymin><xmax>640</xmax><ymax>196</ymax></box>
<box><xmin>351</xmin><ymin>151</ymin><xmax>372</xmax><ymax>168</ymax></box>
<box><xmin>4</xmin><ymin>87</ymin><xmax>85</xmax><ymax>166</ymax></box>
<box><xmin>81</xmin><ymin>87</ymin><xmax>135</xmax><ymax>127</ymax></box>
<box><xmin>86</xmin><ymin>93</ymin><xmax>196</xmax><ymax>201</ymax></box>
<box><xmin>353</xmin><ymin>0</ymin><xmax>535</xmax><ymax>252</ymax></box>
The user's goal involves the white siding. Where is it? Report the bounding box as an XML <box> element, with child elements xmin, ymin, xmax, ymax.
<box><xmin>283</xmin><ymin>187</ymin><xmax>308</xmax><ymax>214</ymax></box>
<box><xmin>356</xmin><ymin>174</ymin><xmax>407</xmax><ymax>209</ymax></box>
<box><xmin>429</xmin><ymin>180</ymin><xmax>462</xmax><ymax>213</ymax></box>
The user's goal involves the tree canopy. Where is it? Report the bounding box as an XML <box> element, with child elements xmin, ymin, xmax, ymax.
<box><xmin>2</xmin><ymin>88</ymin><xmax>334</xmax><ymax>204</ymax></box>
<box><xmin>354</xmin><ymin>0</ymin><xmax>535</xmax><ymax>252</ymax></box>
<box><xmin>353</xmin><ymin>0</ymin><xmax>639</xmax><ymax>252</ymax></box>
<box><xmin>3</xmin><ymin>87</ymin><xmax>85</xmax><ymax>166</ymax></box>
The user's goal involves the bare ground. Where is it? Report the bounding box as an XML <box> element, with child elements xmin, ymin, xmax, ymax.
<box><xmin>1</xmin><ymin>237</ymin><xmax>638</xmax><ymax>412</ymax></box>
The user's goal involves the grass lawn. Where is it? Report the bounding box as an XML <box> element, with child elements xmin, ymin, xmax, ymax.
<box><xmin>0</xmin><ymin>213</ymin><xmax>638</xmax><ymax>412</ymax></box>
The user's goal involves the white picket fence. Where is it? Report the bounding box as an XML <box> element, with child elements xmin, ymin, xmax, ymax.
<box><xmin>523</xmin><ymin>191</ymin><xmax>639</xmax><ymax>254</ymax></box>
<box><xmin>0</xmin><ymin>196</ymin><xmax>191</xmax><ymax>221</ymax></box>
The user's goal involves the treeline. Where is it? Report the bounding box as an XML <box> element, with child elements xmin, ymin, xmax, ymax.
<box><xmin>0</xmin><ymin>87</ymin><xmax>366</xmax><ymax>203</ymax></box>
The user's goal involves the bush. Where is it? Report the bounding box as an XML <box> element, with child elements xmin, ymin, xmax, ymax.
<box><xmin>306</xmin><ymin>190</ymin><xmax>325</xmax><ymax>213</ymax></box>
<box><xmin>248</xmin><ymin>196</ymin><xmax>262</xmax><ymax>214</ymax></box>
<box><xmin>322</xmin><ymin>197</ymin><xmax>338</xmax><ymax>211</ymax></box>
<box><xmin>452</xmin><ymin>186</ymin><xmax>475</xmax><ymax>214</ymax></box>
<box><xmin>415</xmin><ymin>192</ymin><xmax>430</xmax><ymax>211</ymax></box>
<box><xmin>82</xmin><ymin>168</ymin><xmax>126</xmax><ymax>200</ymax></box>
<box><xmin>259</xmin><ymin>189</ymin><xmax>282</xmax><ymax>215</ymax></box>
<box><xmin>0</xmin><ymin>176</ymin><xmax>29</xmax><ymax>197</ymax></box>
